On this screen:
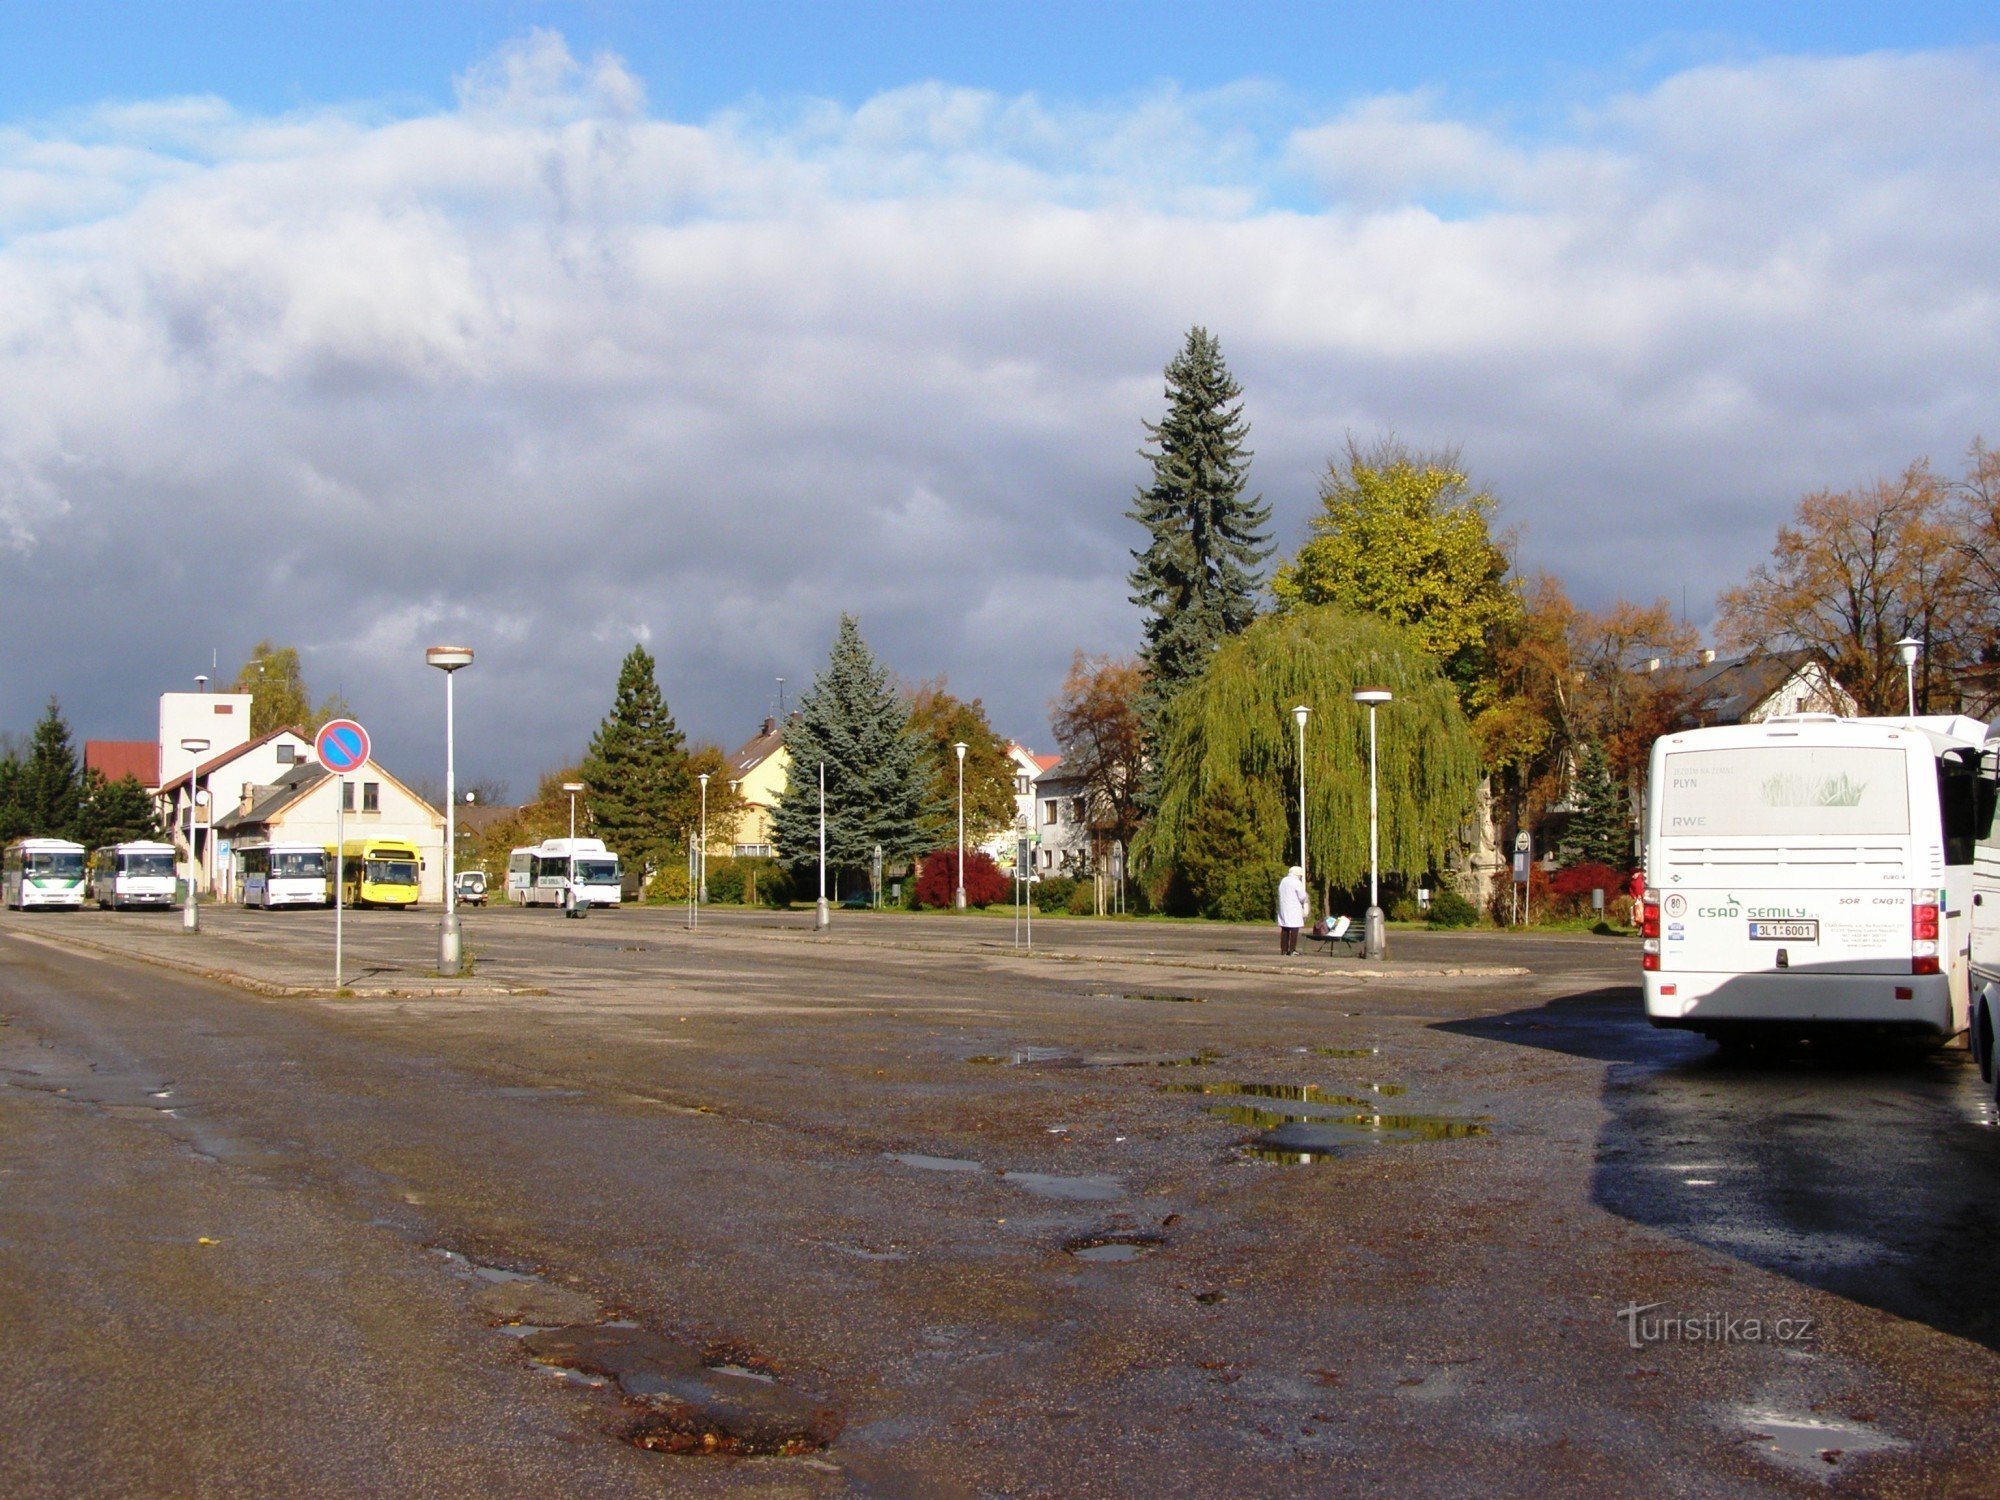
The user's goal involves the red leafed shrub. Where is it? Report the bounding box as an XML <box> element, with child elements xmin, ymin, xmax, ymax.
<box><xmin>1549</xmin><ymin>862</ymin><xmax>1627</xmax><ymax>904</ymax></box>
<box><xmin>915</xmin><ymin>848</ymin><xmax>1010</xmax><ymax>908</ymax></box>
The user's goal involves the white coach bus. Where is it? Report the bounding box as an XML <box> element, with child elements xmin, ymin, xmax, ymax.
<box><xmin>3</xmin><ymin>837</ymin><xmax>88</xmax><ymax>910</ymax></box>
<box><xmin>239</xmin><ymin>841</ymin><xmax>331</xmax><ymax>909</ymax></box>
<box><xmin>1643</xmin><ymin>714</ymin><xmax>1991</xmax><ymax>1047</ymax></box>
<box><xmin>508</xmin><ymin>838</ymin><xmax>623</xmax><ymax>909</ymax></box>
<box><xmin>88</xmin><ymin>841</ymin><xmax>179</xmax><ymax>909</ymax></box>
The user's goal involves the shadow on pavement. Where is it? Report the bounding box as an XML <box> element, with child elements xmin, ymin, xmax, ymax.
<box><xmin>1435</xmin><ymin>986</ymin><xmax>2000</xmax><ymax>1351</ymax></box>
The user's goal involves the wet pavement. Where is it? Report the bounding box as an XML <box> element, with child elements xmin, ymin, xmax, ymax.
<box><xmin>2</xmin><ymin>904</ymin><xmax>1998</xmax><ymax>1495</ymax></box>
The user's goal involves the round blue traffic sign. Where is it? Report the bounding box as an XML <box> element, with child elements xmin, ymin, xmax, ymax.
<box><xmin>315</xmin><ymin>718</ymin><xmax>371</xmax><ymax>774</ymax></box>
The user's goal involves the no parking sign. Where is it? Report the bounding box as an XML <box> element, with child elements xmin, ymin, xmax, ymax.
<box><xmin>315</xmin><ymin>719</ymin><xmax>370</xmax><ymax>773</ymax></box>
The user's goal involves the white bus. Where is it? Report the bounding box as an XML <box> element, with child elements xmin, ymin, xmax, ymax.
<box><xmin>507</xmin><ymin>839</ymin><xmax>622</xmax><ymax>909</ymax></box>
<box><xmin>89</xmin><ymin>841</ymin><xmax>179</xmax><ymax>909</ymax></box>
<box><xmin>1643</xmin><ymin>714</ymin><xmax>1990</xmax><ymax>1047</ymax></box>
<box><xmin>3</xmin><ymin>837</ymin><xmax>88</xmax><ymax>911</ymax></box>
<box><xmin>239</xmin><ymin>841</ymin><xmax>331</xmax><ymax>909</ymax></box>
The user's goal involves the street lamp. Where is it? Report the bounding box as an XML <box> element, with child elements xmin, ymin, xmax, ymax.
<box><xmin>953</xmin><ymin>741</ymin><xmax>968</xmax><ymax>910</ymax></box>
<box><xmin>562</xmin><ymin>781</ymin><xmax>585</xmax><ymax>918</ymax></box>
<box><xmin>698</xmin><ymin>772</ymin><xmax>710</xmax><ymax>903</ymax></box>
<box><xmin>1352</xmin><ymin>688</ymin><xmax>1393</xmax><ymax>961</ymax></box>
<box><xmin>1896</xmin><ymin>635</ymin><xmax>1923</xmax><ymax>716</ymax></box>
<box><xmin>179</xmin><ymin>736</ymin><xmax>210</xmax><ymax>932</ymax></box>
<box><xmin>1291</xmin><ymin>705</ymin><xmax>1310</xmax><ymax>884</ymax></box>
<box><xmin>426</xmin><ymin>644</ymin><xmax>474</xmax><ymax>974</ymax></box>
<box><xmin>816</xmin><ymin>761</ymin><xmax>829</xmax><ymax>931</ymax></box>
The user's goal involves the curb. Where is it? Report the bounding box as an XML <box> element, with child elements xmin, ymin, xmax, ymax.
<box><xmin>712</xmin><ymin>927</ymin><xmax>1530</xmax><ymax>981</ymax></box>
<box><xmin>1</xmin><ymin>927</ymin><xmax>543</xmax><ymax>1001</ymax></box>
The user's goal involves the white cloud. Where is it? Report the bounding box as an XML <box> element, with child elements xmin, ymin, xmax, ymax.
<box><xmin>1</xmin><ymin>36</ymin><xmax>1997</xmax><ymax>787</ymax></box>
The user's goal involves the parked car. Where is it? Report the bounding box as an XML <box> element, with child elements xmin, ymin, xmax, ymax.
<box><xmin>455</xmin><ymin>870</ymin><xmax>488</xmax><ymax>906</ymax></box>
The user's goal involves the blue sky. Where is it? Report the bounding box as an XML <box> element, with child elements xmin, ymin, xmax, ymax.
<box><xmin>1</xmin><ymin>6</ymin><xmax>1997</xmax><ymax>789</ymax></box>
<box><xmin>5</xmin><ymin>2</ymin><xmax>1994</xmax><ymax>123</ymax></box>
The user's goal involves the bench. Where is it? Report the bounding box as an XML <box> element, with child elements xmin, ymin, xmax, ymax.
<box><xmin>1304</xmin><ymin>916</ymin><xmax>1361</xmax><ymax>954</ymax></box>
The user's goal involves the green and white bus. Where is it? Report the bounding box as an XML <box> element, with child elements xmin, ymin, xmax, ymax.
<box><xmin>4</xmin><ymin>837</ymin><xmax>88</xmax><ymax>911</ymax></box>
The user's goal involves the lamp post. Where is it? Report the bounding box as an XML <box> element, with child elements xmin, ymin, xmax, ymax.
<box><xmin>816</xmin><ymin>761</ymin><xmax>829</xmax><ymax>931</ymax></box>
<box><xmin>425</xmin><ymin>644</ymin><xmax>474</xmax><ymax>974</ymax></box>
<box><xmin>953</xmin><ymin>740</ymin><xmax>968</xmax><ymax>910</ymax></box>
<box><xmin>1896</xmin><ymin>635</ymin><xmax>1923</xmax><ymax>716</ymax></box>
<box><xmin>1292</xmin><ymin>704</ymin><xmax>1310</xmax><ymax>884</ymax></box>
<box><xmin>562</xmin><ymin>781</ymin><xmax>585</xmax><ymax>918</ymax></box>
<box><xmin>698</xmin><ymin>772</ymin><xmax>710</xmax><ymax>903</ymax></box>
<box><xmin>1352</xmin><ymin>688</ymin><xmax>1393</xmax><ymax>961</ymax></box>
<box><xmin>179</xmin><ymin>736</ymin><xmax>210</xmax><ymax>932</ymax></box>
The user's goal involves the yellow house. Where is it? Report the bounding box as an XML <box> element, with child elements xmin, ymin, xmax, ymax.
<box><xmin>723</xmin><ymin>717</ymin><xmax>789</xmax><ymax>857</ymax></box>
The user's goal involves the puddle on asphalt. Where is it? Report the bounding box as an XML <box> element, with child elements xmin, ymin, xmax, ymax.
<box><xmin>430</xmin><ymin>1247</ymin><xmax>540</xmax><ymax>1284</ymax></box>
<box><xmin>1095</xmin><ymin>991</ymin><xmax>1205</xmax><ymax>1003</ymax></box>
<box><xmin>966</xmin><ymin>1046</ymin><xmax>1222</xmax><ymax>1069</ymax></box>
<box><xmin>1001</xmin><ymin>1171</ymin><xmax>1123</xmax><ymax>1201</ymax></box>
<box><xmin>1246</xmin><ymin>1114</ymin><xmax>1490</xmax><ymax>1158</ymax></box>
<box><xmin>1310</xmin><ymin>1047</ymin><xmax>1379</xmax><ymax>1059</ymax></box>
<box><xmin>1065</xmin><ymin>1233</ymin><xmax>1163</xmax><ymax>1262</ymax></box>
<box><xmin>885</xmin><ymin>1152</ymin><xmax>982</xmax><ymax>1173</ymax></box>
<box><xmin>886</xmin><ymin>1153</ymin><xmax>1123</xmax><ymax>1201</ymax></box>
<box><xmin>1735</xmin><ymin>1404</ymin><xmax>1906</xmax><ymax>1476</ymax></box>
<box><xmin>1160</xmin><ymin>1081</ymin><xmax>1372</xmax><ymax>1106</ymax></box>
<box><xmin>965</xmin><ymin>1046</ymin><xmax>1076</xmax><ymax>1066</ymax></box>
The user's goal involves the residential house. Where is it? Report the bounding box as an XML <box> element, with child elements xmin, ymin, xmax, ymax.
<box><xmin>211</xmin><ymin>759</ymin><xmax>448</xmax><ymax>902</ymax></box>
<box><xmin>981</xmin><ymin>742</ymin><xmax>1060</xmax><ymax>866</ymax></box>
<box><xmin>724</xmin><ymin>716</ymin><xmax>790</xmax><ymax>858</ymax></box>
<box><xmin>159</xmin><ymin>727</ymin><xmax>317</xmax><ymax>896</ymax></box>
<box><xmin>1679</xmin><ymin>649</ymin><xmax>1855</xmax><ymax>725</ymax></box>
<box><xmin>1030</xmin><ymin>758</ymin><xmax>1093</xmax><ymax>875</ymax></box>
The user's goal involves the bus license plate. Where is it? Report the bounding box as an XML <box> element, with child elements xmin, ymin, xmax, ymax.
<box><xmin>1749</xmin><ymin>920</ymin><xmax>1818</xmax><ymax>941</ymax></box>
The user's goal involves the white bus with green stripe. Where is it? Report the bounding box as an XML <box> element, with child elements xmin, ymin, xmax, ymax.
<box><xmin>3</xmin><ymin>837</ymin><xmax>88</xmax><ymax>910</ymax></box>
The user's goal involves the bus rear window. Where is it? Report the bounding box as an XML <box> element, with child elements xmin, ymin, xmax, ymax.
<box><xmin>1659</xmin><ymin>746</ymin><xmax>1911</xmax><ymax>838</ymax></box>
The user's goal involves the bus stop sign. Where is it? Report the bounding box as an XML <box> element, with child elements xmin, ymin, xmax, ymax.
<box><xmin>315</xmin><ymin>719</ymin><xmax>371</xmax><ymax>774</ymax></box>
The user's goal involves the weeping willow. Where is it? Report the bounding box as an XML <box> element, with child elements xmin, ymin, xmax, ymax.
<box><xmin>1142</xmin><ymin>605</ymin><xmax>1481</xmax><ymax>889</ymax></box>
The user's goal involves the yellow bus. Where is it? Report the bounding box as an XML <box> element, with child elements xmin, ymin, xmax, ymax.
<box><xmin>334</xmin><ymin>839</ymin><xmax>422</xmax><ymax>909</ymax></box>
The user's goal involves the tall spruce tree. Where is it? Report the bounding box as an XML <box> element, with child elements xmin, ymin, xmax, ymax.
<box><xmin>771</xmin><ymin>616</ymin><xmax>932</xmax><ymax>886</ymax></box>
<box><xmin>18</xmin><ymin>697</ymin><xmax>81</xmax><ymax>837</ymax></box>
<box><xmin>1128</xmin><ymin>327</ymin><xmax>1271</xmax><ymax>807</ymax></box>
<box><xmin>579</xmin><ymin>645</ymin><xmax>692</xmax><ymax>870</ymax></box>
<box><xmin>75</xmin><ymin>770</ymin><xmax>165</xmax><ymax>848</ymax></box>
<box><xmin>0</xmin><ymin>751</ymin><xmax>23</xmax><ymax>842</ymax></box>
<box><xmin>1561</xmin><ymin>741</ymin><xmax>1635</xmax><ymax>868</ymax></box>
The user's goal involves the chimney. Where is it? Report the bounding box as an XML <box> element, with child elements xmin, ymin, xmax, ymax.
<box><xmin>195</xmin><ymin>674</ymin><xmax>209</xmax><ymax>693</ymax></box>
<box><xmin>1644</xmin><ymin>657</ymin><xmax>1661</xmax><ymax>674</ymax></box>
<box><xmin>1699</xmin><ymin>648</ymin><xmax>1716</xmax><ymax>666</ymax></box>
<box><xmin>761</xmin><ymin>716</ymin><xmax>775</xmax><ymax>736</ymax></box>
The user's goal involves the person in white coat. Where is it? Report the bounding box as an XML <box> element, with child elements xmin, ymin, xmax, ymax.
<box><xmin>1276</xmin><ymin>865</ymin><xmax>1307</xmax><ymax>955</ymax></box>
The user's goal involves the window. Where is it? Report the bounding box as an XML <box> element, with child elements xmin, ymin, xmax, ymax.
<box><xmin>341</xmin><ymin>782</ymin><xmax>354</xmax><ymax>812</ymax></box>
<box><xmin>362</xmin><ymin>782</ymin><xmax>380</xmax><ymax>813</ymax></box>
<box><xmin>1042</xmin><ymin>799</ymin><xmax>1058</xmax><ymax>825</ymax></box>
<box><xmin>277</xmin><ymin>744</ymin><xmax>296</xmax><ymax>764</ymax></box>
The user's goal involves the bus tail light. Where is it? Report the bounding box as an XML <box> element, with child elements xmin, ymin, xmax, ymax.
<box><xmin>1913</xmin><ymin>903</ymin><xmax>1940</xmax><ymax>974</ymax></box>
<box><xmin>1641</xmin><ymin>894</ymin><xmax>1660</xmax><ymax>971</ymax></box>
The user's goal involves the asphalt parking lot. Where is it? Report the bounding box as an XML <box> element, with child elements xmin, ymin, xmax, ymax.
<box><xmin>3</xmin><ymin>903</ymin><xmax>1997</xmax><ymax>1497</ymax></box>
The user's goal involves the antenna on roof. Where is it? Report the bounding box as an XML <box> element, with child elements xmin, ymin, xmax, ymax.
<box><xmin>776</xmin><ymin>676</ymin><xmax>786</xmax><ymax>720</ymax></box>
